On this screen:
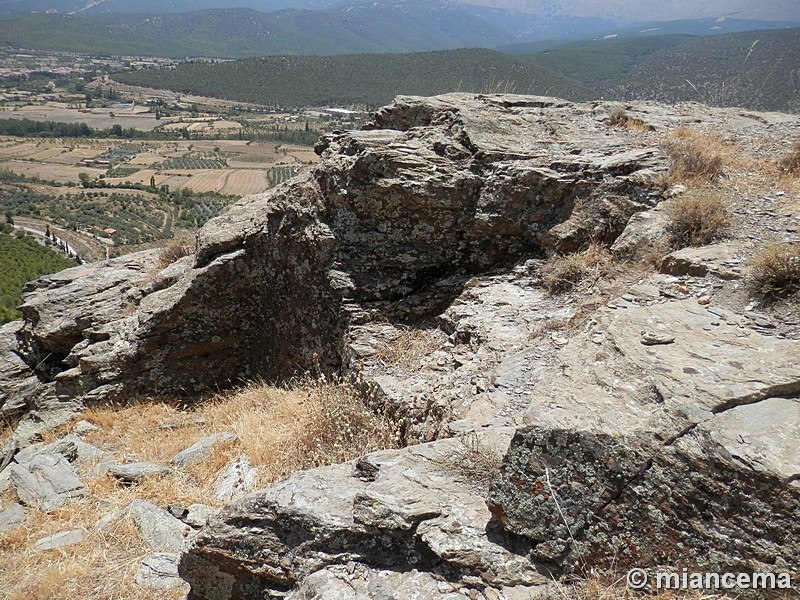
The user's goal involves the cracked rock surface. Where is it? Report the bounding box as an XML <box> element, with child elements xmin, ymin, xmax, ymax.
<box><xmin>1</xmin><ymin>93</ymin><xmax>799</xmax><ymax>598</ymax></box>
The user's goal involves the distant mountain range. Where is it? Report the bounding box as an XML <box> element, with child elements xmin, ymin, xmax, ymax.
<box><xmin>0</xmin><ymin>0</ymin><xmax>797</xmax><ymax>58</ymax></box>
<box><xmin>2</xmin><ymin>0</ymin><xmax>799</xmax><ymax>23</ymax></box>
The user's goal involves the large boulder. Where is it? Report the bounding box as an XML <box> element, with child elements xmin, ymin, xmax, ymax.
<box><xmin>486</xmin><ymin>299</ymin><xmax>800</xmax><ymax>577</ymax></box>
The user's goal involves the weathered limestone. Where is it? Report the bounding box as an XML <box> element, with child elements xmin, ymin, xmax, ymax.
<box><xmin>0</xmin><ymin>503</ymin><xmax>26</xmax><ymax>534</ymax></box>
<box><xmin>486</xmin><ymin>299</ymin><xmax>800</xmax><ymax>575</ymax></box>
<box><xmin>1</xmin><ymin>93</ymin><xmax>669</xmax><ymax>427</ymax></box>
<box><xmin>180</xmin><ymin>430</ymin><xmax>551</xmax><ymax>599</ymax></box>
<box><xmin>34</xmin><ymin>529</ymin><xmax>85</xmax><ymax>551</ymax></box>
<box><xmin>660</xmin><ymin>241</ymin><xmax>748</xmax><ymax>279</ymax></box>
<box><xmin>213</xmin><ymin>455</ymin><xmax>259</xmax><ymax>501</ymax></box>
<box><xmin>135</xmin><ymin>552</ymin><xmax>187</xmax><ymax>590</ymax></box>
<box><xmin>129</xmin><ymin>499</ymin><xmax>194</xmax><ymax>553</ymax></box>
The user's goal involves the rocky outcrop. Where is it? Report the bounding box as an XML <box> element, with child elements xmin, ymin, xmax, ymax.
<box><xmin>180</xmin><ymin>292</ymin><xmax>799</xmax><ymax>598</ymax></box>
<box><xmin>2</xmin><ymin>94</ymin><xmax>799</xmax><ymax>598</ymax></box>
<box><xmin>486</xmin><ymin>299</ymin><xmax>800</xmax><ymax>575</ymax></box>
<box><xmin>1</xmin><ymin>93</ymin><xmax>669</xmax><ymax>431</ymax></box>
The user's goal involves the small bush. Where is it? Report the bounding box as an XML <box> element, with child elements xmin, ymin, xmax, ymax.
<box><xmin>375</xmin><ymin>327</ymin><xmax>440</xmax><ymax>369</ymax></box>
<box><xmin>604</xmin><ymin>108</ymin><xmax>651</xmax><ymax>132</ymax></box>
<box><xmin>749</xmin><ymin>242</ymin><xmax>800</xmax><ymax>297</ymax></box>
<box><xmin>660</xmin><ymin>128</ymin><xmax>728</xmax><ymax>182</ymax></box>
<box><xmin>441</xmin><ymin>432</ymin><xmax>503</xmax><ymax>492</ymax></box>
<box><xmin>289</xmin><ymin>377</ymin><xmax>399</xmax><ymax>470</ymax></box>
<box><xmin>777</xmin><ymin>138</ymin><xmax>800</xmax><ymax>177</ymax></box>
<box><xmin>541</xmin><ymin>242</ymin><xmax>611</xmax><ymax>293</ymax></box>
<box><xmin>665</xmin><ymin>190</ymin><xmax>731</xmax><ymax>248</ymax></box>
<box><xmin>156</xmin><ymin>238</ymin><xmax>194</xmax><ymax>269</ymax></box>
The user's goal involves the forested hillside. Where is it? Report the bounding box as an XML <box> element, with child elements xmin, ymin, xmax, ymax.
<box><xmin>115</xmin><ymin>49</ymin><xmax>592</xmax><ymax>108</ymax></box>
<box><xmin>115</xmin><ymin>29</ymin><xmax>800</xmax><ymax>113</ymax></box>
<box><xmin>0</xmin><ymin>3</ymin><xmax>511</xmax><ymax>58</ymax></box>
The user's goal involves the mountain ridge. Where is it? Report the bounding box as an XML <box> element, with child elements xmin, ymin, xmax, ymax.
<box><xmin>1</xmin><ymin>0</ymin><xmax>797</xmax><ymax>59</ymax></box>
<box><xmin>2</xmin><ymin>0</ymin><xmax>799</xmax><ymax>22</ymax></box>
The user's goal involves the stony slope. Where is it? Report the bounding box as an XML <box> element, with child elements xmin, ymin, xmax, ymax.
<box><xmin>1</xmin><ymin>94</ymin><xmax>799</xmax><ymax>598</ymax></box>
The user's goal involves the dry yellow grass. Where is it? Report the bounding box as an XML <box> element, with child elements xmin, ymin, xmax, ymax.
<box><xmin>155</xmin><ymin>237</ymin><xmax>195</xmax><ymax>270</ymax></box>
<box><xmin>777</xmin><ymin>138</ymin><xmax>800</xmax><ymax>177</ymax></box>
<box><xmin>664</xmin><ymin>189</ymin><xmax>731</xmax><ymax>248</ymax></box>
<box><xmin>748</xmin><ymin>242</ymin><xmax>800</xmax><ymax>298</ymax></box>
<box><xmin>604</xmin><ymin>108</ymin><xmax>652</xmax><ymax>133</ymax></box>
<box><xmin>541</xmin><ymin>242</ymin><xmax>613</xmax><ymax>293</ymax></box>
<box><xmin>1</xmin><ymin>378</ymin><xmax>399</xmax><ymax>599</ymax></box>
<box><xmin>660</xmin><ymin>128</ymin><xmax>731</xmax><ymax>184</ymax></box>
<box><xmin>1</xmin><ymin>485</ymin><xmax>187</xmax><ymax>600</ymax></box>
<box><xmin>374</xmin><ymin>326</ymin><xmax>441</xmax><ymax>369</ymax></box>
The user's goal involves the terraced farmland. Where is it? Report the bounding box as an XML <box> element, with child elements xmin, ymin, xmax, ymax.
<box><xmin>180</xmin><ymin>169</ymin><xmax>269</xmax><ymax>196</ymax></box>
<box><xmin>268</xmin><ymin>166</ymin><xmax>301</xmax><ymax>187</ymax></box>
<box><xmin>158</xmin><ymin>157</ymin><xmax>228</xmax><ymax>170</ymax></box>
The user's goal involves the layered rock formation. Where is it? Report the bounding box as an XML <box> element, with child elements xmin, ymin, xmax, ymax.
<box><xmin>1</xmin><ymin>94</ymin><xmax>799</xmax><ymax>598</ymax></box>
<box><xmin>0</xmin><ymin>94</ymin><xmax>666</xmax><ymax>437</ymax></box>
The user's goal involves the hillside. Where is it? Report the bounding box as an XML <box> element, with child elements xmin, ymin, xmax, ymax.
<box><xmin>0</xmin><ymin>226</ymin><xmax>77</xmax><ymax>323</ymax></box>
<box><xmin>598</xmin><ymin>27</ymin><xmax>800</xmax><ymax>113</ymax></box>
<box><xmin>114</xmin><ymin>29</ymin><xmax>800</xmax><ymax>112</ymax></box>
<box><xmin>114</xmin><ymin>49</ymin><xmax>592</xmax><ymax>109</ymax></box>
<box><xmin>0</xmin><ymin>2</ymin><xmax>513</xmax><ymax>58</ymax></box>
<box><xmin>2</xmin><ymin>0</ymin><xmax>798</xmax><ymax>58</ymax></box>
<box><xmin>3</xmin><ymin>0</ymin><xmax>799</xmax><ymax>24</ymax></box>
<box><xmin>0</xmin><ymin>0</ymin><xmax>337</xmax><ymax>15</ymax></box>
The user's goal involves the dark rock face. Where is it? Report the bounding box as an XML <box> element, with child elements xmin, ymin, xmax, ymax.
<box><xmin>488</xmin><ymin>419</ymin><xmax>800</xmax><ymax>575</ymax></box>
<box><xmin>0</xmin><ymin>93</ymin><xmax>665</xmax><ymax>419</ymax></box>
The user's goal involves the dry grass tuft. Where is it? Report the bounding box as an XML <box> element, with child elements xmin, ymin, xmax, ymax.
<box><xmin>664</xmin><ymin>189</ymin><xmax>731</xmax><ymax>248</ymax></box>
<box><xmin>660</xmin><ymin>128</ymin><xmax>730</xmax><ymax>183</ymax></box>
<box><xmin>604</xmin><ymin>108</ymin><xmax>652</xmax><ymax>133</ymax></box>
<box><xmin>374</xmin><ymin>327</ymin><xmax>441</xmax><ymax>369</ymax></box>
<box><xmin>155</xmin><ymin>237</ymin><xmax>195</xmax><ymax>270</ymax></box>
<box><xmin>441</xmin><ymin>432</ymin><xmax>503</xmax><ymax>492</ymax></box>
<box><xmin>777</xmin><ymin>138</ymin><xmax>800</xmax><ymax>177</ymax></box>
<box><xmin>541</xmin><ymin>242</ymin><xmax>613</xmax><ymax>293</ymax></box>
<box><xmin>554</xmin><ymin>575</ymin><xmax>730</xmax><ymax>599</ymax></box>
<box><xmin>748</xmin><ymin>242</ymin><xmax>800</xmax><ymax>298</ymax></box>
<box><xmin>208</xmin><ymin>377</ymin><xmax>400</xmax><ymax>484</ymax></box>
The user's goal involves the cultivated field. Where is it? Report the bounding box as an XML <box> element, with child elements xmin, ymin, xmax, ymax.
<box><xmin>2</xmin><ymin>103</ymin><xmax>161</xmax><ymax>131</ymax></box>
<box><xmin>0</xmin><ymin>159</ymin><xmax>104</xmax><ymax>183</ymax></box>
<box><xmin>0</xmin><ymin>137</ymin><xmax>317</xmax><ymax>194</ymax></box>
<box><xmin>179</xmin><ymin>169</ymin><xmax>270</xmax><ymax>196</ymax></box>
